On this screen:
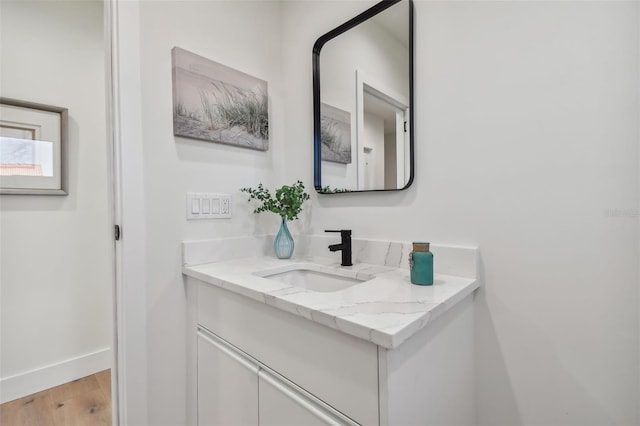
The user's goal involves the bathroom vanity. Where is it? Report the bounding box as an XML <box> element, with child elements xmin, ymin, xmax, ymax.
<box><xmin>183</xmin><ymin>236</ymin><xmax>479</xmax><ymax>425</ymax></box>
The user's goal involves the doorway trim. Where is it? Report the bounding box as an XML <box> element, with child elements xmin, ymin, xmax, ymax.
<box><xmin>106</xmin><ymin>1</ymin><xmax>149</xmax><ymax>424</ymax></box>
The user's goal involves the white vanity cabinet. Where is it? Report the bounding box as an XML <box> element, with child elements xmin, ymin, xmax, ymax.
<box><xmin>188</xmin><ymin>279</ymin><xmax>379</xmax><ymax>426</ymax></box>
<box><xmin>184</xmin><ymin>239</ymin><xmax>479</xmax><ymax>425</ymax></box>
<box><xmin>187</xmin><ymin>276</ymin><xmax>476</xmax><ymax>426</ymax></box>
<box><xmin>197</xmin><ymin>327</ymin><xmax>358</xmax><ymax>426</ymax></box>
<box><xmin>257</xmin><ymin>369</ymin><xmax>350</xmax><ymax>426</ymax></box>
<box><xmin>197</xmin><ymin>330</ymin><xmax>258</xmax><ymax>425</ymax></box>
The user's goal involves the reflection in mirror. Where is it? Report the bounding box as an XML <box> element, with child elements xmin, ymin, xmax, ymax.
<box><xmin>313</xmin><ymin>0</ymin><xmax>413</xmax><ymax>193</ymax></box>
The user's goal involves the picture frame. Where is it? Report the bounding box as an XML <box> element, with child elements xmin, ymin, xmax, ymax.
<box><xmin>0</xmin><ymin>98</ymin><xmax>68</xmax><ymax>195</ymax></box>
<box><xmin>320</xmin><ymin>103</ymin><xmax>351</xmax><ymax>164</ymax></box>
<box><xmin>172</xmin><ymin>47</ymin><xmax>269</xmax><ymax>151</ymax></box>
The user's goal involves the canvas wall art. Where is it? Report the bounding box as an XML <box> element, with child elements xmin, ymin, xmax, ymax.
<box><xmin>320</xmin><ymin>103</ymin><xmax>351</xmax><ymax>164</ymax></box>
<box><xmin>172</xmin><ymin>47</ymin><xmax>269</xmax><ymax>151</ymax></box>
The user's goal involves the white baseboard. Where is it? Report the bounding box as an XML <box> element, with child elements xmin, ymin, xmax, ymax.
<box><xmin>0</xmin><ymin>347</ymin><xmax>112</xmax><ymax>404</ymax></box>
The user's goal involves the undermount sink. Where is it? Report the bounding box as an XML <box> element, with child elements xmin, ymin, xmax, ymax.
<box><xmin>256</xmin><ymin>264</ymin><xmax>374</xmax><ymax>293</ymax></box>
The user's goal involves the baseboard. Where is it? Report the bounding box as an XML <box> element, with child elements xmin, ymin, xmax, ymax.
<box><xmin>0</xmin><ymin>347</ymin><xmax>111</xmax><ymax>404</ymax></box>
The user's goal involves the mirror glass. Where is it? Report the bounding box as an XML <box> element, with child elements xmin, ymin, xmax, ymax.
<box><xmin>313</xmin><ymin>0</ymin><xmax>413</xmax><ymax>193</ymax></box>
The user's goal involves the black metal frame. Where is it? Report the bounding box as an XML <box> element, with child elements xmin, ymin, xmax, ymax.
<box><xmin>312</xmin><ymin>0</ymin><xmax>414</xmax><ymax>194</ymax></box>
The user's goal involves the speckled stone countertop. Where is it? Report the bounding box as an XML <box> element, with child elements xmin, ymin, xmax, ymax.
<box><xmin>182</xmin><ymin>245</ymin><xmax>479</xmax><ymax>349</ymax></box>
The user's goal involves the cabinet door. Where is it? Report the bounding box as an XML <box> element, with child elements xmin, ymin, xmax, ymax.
<box><xmin>258</xmin><ymin>370</ymin><xmax>359</xmax><ymax>426</ymax></box>
<box><xmin>197</xmin><ymin>329</ymin><xmax>259</xmax><ymax>426</ymax></box>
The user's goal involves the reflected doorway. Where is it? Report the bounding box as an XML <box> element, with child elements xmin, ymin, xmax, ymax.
<box><xmin>360</xmin><ymin>83</ymin><xmax>409</xmax><ymax>191</ymax></box>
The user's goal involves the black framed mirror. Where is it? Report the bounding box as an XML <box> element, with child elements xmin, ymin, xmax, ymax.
<box><xmin>313</xmin><ymin>0</ymin><xmax>414</xmax><ymax>194</ymax></box>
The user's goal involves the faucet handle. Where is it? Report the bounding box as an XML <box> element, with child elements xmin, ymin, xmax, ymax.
<box><xmin>325</xmin><ymin>229</ymin><xmax>351</xmax><ymax>236</ymax></box>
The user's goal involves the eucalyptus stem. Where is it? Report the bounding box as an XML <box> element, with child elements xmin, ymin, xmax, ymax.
<box><xmin>241</xmin><ymin>180</ymin><xmax>310</xmax><ymax>222</ymax></box>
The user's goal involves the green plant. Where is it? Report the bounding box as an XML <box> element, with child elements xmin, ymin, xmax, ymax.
<box><xmin>174</xmin><ymin>102</ymin><xmax>201</xmax><ymax>121</ymax></box>
<box><xmin>200</xmin><ymin>81</ymin><xmax>268</xmax><ymax>139</ymax></box>
<box><xmin>241</xmin><ymin>180</ymin><xmax>310</xmax><ymax>222</ymax></box>
<box><xmin>321</xmin><ymin>185</ymin><xmax>350</xmax><ymax>193</ymax></box>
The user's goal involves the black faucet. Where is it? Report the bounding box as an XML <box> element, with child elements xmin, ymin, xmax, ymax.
<box><xmin>325</xmin><ymin>230</ymin><xmax>352</xmax><ymax>266</ymax></box>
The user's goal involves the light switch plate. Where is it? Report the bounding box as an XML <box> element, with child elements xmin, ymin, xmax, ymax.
<box><xmin>187</xmin><ymin>193</ymin><xmax>231</xmax><ymax>220</ymax></box>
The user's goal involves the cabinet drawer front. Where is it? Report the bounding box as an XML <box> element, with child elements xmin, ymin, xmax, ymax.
<box><xmin>197</xmin><ymin>331</ymin><xmax>259</xmax><ymax>425</ymax></box>
<box><xmin>259</xmin><ymin>369</ymin><xmax>358</xmax><ymax>426</ymax></box>
<box><xmin>196</xmin><ymin>281</ymin><xmax>379</xmax><ymax>426</ymax></box>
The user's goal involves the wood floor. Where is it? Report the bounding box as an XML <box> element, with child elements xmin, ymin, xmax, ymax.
<box><xmin>0</xmin><ymin>370</ymin><xmax>112</xmax><ymax>426</ymax></box>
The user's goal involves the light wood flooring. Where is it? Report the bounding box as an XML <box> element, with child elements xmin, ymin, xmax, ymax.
<box><xmin>0</xmin><ymin>369</ymin><xmax>112</xmax><ymax>426</ymax></box>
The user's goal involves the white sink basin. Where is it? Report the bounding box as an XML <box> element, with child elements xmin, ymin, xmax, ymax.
<box><xmin>256</xmin><ymin>264</ymin><xmax>374</xmax><ymax>293</ymax></box>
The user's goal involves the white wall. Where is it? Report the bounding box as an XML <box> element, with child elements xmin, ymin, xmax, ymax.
<box><xmin>384</xmin><ymin>129</ymin><xmax>397</xmax><ymax>189</ymax></box>
<box><xmin>0</xmin><ymin>0</ymin><xmax>112</xmax><ymax>402</ymax></box>
<box><xmin>116</xmin><ymin>0</ymin><xmax>639</xmax><ymax>424</ymax></box>
<box><xmin>117</xmin><ymin>1</ymin><xmax>283</xmax><ymax>424</ymax></box>
<box><xmin>362</xmin><ymin>112</ymin><xmax>385</xmax><ymax>190</ymax></box>
<box><xmin>282</xmin><ymin>1</ymin><xmax>639</xmax><ymax>425</ymax></box>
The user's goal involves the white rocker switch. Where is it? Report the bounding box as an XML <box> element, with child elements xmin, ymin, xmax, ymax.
<box><xmin>191</xmin><ymin>198</ymin><xmax>200</xmax><ymax>214</ymax></box>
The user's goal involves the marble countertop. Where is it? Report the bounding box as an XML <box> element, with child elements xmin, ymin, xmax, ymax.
<box><xmin>183</xmin><ymin>255</ymin><xmax>479</xmax><ymax>349</ymax></box>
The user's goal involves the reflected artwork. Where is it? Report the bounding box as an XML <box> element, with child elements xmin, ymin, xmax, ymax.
<box><xmin>320</xmin><ymin>103</ymin><xmax>351</xmax><ymax>164</ymax></box>
<box><xmin>172</xmin><ymin>47</ymin><xmax>269</xmax><ymax>151</ymax></box>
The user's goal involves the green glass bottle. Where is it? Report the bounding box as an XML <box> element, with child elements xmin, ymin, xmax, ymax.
<box><xmin>409</xmin><ymin>242</ymin><xmax>434</xmax><ymax>286</ymax></box>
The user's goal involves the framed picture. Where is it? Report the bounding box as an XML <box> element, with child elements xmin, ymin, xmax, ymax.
<box><xmin>0</xmin><ymin>98</ymin><xmax>68</xmax><ymax>195</ymax></box>
<box><xmin>172</xmin><ymin>47</ymin><xmax>269</xmax><ymax>151</ymax></box>
<box><xmin>320</xmin><ymin>103</ymin><xmax>351</xmax><ymax>164</ymax></box>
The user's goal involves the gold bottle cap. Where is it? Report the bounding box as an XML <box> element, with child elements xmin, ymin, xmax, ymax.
<box><xmin>412</xmin><ymin>242</ymin><xmax>430</xmax><ymax>252</ymax></box>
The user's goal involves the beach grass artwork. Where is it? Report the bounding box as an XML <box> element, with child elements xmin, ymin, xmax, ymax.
<box><xmin>320</xmin><ymin>103</ymin><xmax>351</xmax><ymax>164</ymax></box>
<box><xmin>172</xmin><ymin>47</ymin><xmax>269</xmax><ymax>151</ymax></box>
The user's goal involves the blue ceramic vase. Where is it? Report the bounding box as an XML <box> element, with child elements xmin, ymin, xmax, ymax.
<box><xmin>274</xmin><ymin>216</ymin><xmax>294</xmax><ymax>259</ymax></box>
